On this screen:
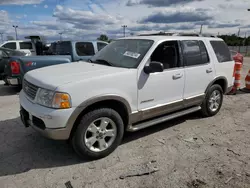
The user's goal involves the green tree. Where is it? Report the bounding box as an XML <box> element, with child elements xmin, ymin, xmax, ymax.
<box><xmin>97</xmin><ymin>34</ymin><xmax>109</xmax><ymax>42</ymax></box>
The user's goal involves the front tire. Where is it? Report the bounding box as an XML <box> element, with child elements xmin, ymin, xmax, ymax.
<box><xmin>71</xmin><ymin>108</ymin><xmax>124</xmax><ymax>159</ymax></box>
<box><xmin>201</xmin><ymin>84</ymin><xmax>223</xmax><ymax>117</ymax></box>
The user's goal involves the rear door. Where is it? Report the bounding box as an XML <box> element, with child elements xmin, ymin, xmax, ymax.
<box><xmin>19</xmin><ymin>41</ymin><xmax>36</xmax><ymax>56</ymax></box>
<box><xmin>182</xmin><ymin>40</ymin><xmax>215</xmax><ymax>108</ymax></box>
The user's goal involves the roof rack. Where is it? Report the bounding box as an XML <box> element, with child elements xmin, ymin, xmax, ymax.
<box><xmin>138</xmin><ymin>32</ymin><xmax>217</xmax><ymax>38</ymax></box>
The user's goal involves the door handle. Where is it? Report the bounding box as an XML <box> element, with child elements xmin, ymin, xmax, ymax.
<box><xmin>173</xmin><ymin>73</ymin><xmax>183</xmax><ymax>80</ymax></box>
<box><xmin>206</xmin><ymin>68</ymin><xmax>213</xmax><ymax>73</ymax></box>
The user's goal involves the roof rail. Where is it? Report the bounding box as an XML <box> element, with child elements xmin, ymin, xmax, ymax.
<box><xmin>138</xmin><ymin>32</ymin><xmax>217</xmax><ymax>38</ymax></box>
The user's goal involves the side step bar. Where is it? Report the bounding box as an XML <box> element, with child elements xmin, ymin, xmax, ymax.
<box><xmin>127</xmin><ymin>106</ymin><xmax>201</xmax><ymax>132</ymax></box>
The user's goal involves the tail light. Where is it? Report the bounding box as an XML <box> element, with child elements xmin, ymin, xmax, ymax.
<box><xmin>10</xmin><ymin>61</ymin><xmax>20</xmax><ymax>74</ymax></box>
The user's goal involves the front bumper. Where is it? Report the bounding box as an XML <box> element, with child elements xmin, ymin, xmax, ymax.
<box><xmin>19</xmin><ymin>90</ymin><xmax>75</xmax><ymax>140</ymax></box>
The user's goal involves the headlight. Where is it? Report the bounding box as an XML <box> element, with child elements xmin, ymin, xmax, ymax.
<box><xmin>36</xmin><ymin>88</ymin><xmax>71</xmax><ymax>109</ymax></box>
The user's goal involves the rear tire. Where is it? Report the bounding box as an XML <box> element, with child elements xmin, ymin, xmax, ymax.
<box><xmin>71</xmin><ymin>108</ymin><xmax>124</xmax><ymax>159</ymax></box>
<box><xmin>201</xmin><ymin>84</ymin><xmax>223</xmax><ymax>117</ymax></box>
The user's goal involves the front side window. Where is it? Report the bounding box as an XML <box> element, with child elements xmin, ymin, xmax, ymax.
<box><xmin>76</xmin><ymin>42</ymin><xmax>95</xmax><ymax>56</ymax></box>
<box><xmin>91</xmin><ymin>39</ymin><xmax>154</xmax><ymax>68</ymax></box>
<box><xmin>2</xmin><ymin>42</ymin><xmax>17</xmax><ymax>50</ymax></box>
<box><xmin>151</xmin><ymin>40</ymin><xmax>180</xmax><ymax>69</ymax></box>
<box><xmin>20</xmin><ymin>42</ymin><xmax>33</xmax><ymax>50</ymax></box>
<box><xmin>210</xmin><ymin>41</ymin><xmax>232</xmax><ymax>63</ymax></box>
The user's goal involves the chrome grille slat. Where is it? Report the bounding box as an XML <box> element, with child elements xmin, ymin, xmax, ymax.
<box><xmin>23</xmin><ymin>79</ymin><xmax>39</xmax><ymax>100</ymax></box>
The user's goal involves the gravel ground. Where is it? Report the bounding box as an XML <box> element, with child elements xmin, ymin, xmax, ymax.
<box><xmin>0</xmin><ymin>59</ymin><xmax>250</xmax><ymax>188</ymax></box>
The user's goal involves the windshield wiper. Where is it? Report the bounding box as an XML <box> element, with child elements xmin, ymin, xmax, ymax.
<box><xmin>94</xmin><ymin>59</ymin><xmax>114</xmax><ymax>67</ymax></box>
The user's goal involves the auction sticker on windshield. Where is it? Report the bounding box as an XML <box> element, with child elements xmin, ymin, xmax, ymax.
<box><xmin>124</xmin><ymin>51</ymin><xmax>141</xmax><ymax>59</ymax></box>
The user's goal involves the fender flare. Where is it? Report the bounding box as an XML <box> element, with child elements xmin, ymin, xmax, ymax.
<box><xmin>65</xmin><ymin>95</ymin><xmax>132</xmax><ymax>138</ymax></box>
<box><xmin>205</xmin><ymin>76</ymin><xmax>228</xmax><ymax>94</ymax></box>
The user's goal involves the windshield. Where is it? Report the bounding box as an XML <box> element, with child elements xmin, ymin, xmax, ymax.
<box><xmin>91</xmin><ymin>39</ymin><xmax>154</xmax><ymax>68</ymax></box>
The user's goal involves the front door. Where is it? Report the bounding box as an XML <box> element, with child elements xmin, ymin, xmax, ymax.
<box><xmin>138</xmin><ymin>40</ymin><xmax>185</xmax><ymax>121</ymax></box>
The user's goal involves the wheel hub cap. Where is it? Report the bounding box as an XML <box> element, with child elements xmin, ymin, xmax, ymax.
<box><xmin>209</xmin><ymin>90</ymin><xmax>221</xmax><ymax>112</ymax></box>
<box><xmin>84</xmin><ymin>117</ymin><xmax>117</xmax><ymax>152</ymax></box>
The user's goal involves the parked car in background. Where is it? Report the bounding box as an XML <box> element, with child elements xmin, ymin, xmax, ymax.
<box><xmin>230</xmin><ymin>50</ymin><xmax>243</xmax><ymax>64</ymax></box>
<box><xmin>0</xmin><ymin>40</ymin><xmax>36</xmax><ymax>56</ymax></box>
<box><xmin>4</xmin><ymin>40</ymin><xmax>108</xmax><ymax>86</ymax></box>
<box><xmin>0</xmin><ymin>47</ymin><xmax>26</xmax><ymax>80</ymax></box>
<box><xmin>19</xmin><ymin>35</ymin><xmax>234</xmax><ymax>159</ymax></box>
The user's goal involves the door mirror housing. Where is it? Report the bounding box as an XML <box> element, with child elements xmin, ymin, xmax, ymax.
<box><xmin>144</xmin><ymin>61</ymin><xmax>164</xmax><ymax>74</ymax></box>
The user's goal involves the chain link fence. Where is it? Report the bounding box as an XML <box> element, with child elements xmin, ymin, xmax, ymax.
<box><xmin>229</xmin><ymin>46</ymin><xmax>250</xmax><ymax>56</ymax></box>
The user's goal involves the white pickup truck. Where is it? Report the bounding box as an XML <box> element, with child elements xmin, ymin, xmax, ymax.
<box><xmin>19</xmin><ymin>35</ymin><xmax>234</xmax><ymax>159</ymax></box>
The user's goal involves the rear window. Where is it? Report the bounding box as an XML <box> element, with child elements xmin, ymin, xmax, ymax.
<box><xmin>20</xmin><ymin>42</ymin><xmax>33</xmax><ymax>50</ymax></box>
<box><xmin>55</xmin><ymin>41</ymin><xmax>72</xmax><ymax>55</ymax></box>
<box><xmin>210</xmin><ymin>41</ymin><xmax>232</xmax><ymax>62</ymax></box>
<box><xmin>97</xmin><ymin>42</ymin><xmax>107</xmax><ymax>51</ymax></box>
<box><xmin>76</xmin><ymin>42</ymin><xmax>95</xmax><ymax>56</ymax></box>
<box><xmin>2</xmin><ymin>42</ymin><xmax>16</xmax><ymax>50</ymax></box>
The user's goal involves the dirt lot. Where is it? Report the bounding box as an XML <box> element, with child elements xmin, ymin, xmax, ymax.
<box><xmin>0</xmin><ymin>60</ymin><xmax>250</xmax><ymax>188</ymax></box>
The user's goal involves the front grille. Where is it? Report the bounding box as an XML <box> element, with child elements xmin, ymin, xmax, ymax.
<box><xmin>23</xmin><ymin>79</ymin><xmax>39</xmax><ymax>100</ymax></box>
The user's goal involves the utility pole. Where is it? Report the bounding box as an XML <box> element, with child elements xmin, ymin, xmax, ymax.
<box><xmin>13</xmin><ymin>25</ymin><xmax>18</xmax><ymax>40</ymax></box>
<box><xmin>0</xmin><ymin>33</ymin><xmax>3</xmax><ymax>43</ymax></box>
<box><xmin>59</xmin><ymin>32</ymin><xmax>63</xmax><ymax>41</ymax></box>
<box><xmin>122</xmin><ymin>25</ymin><xmax>127</xmax><ymax>37</ymax></box>
<box><xmin>238</xmin><ymin>28</ymin><xmax>241</xmax><ymax>53</ymax></box>
<box><xmin>199</xmin><ymin>24</ymin><xmax>203</xmax><ymax>35</ymax></box>
<box><xmin>237</xmin><ymin>28</ymin><xmax>241</xmax><ymax>37</ymax></box>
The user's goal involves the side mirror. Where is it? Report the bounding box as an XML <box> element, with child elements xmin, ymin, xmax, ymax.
<box><xmin>144</xmin><ymin>61</ymin><xmax>164</xmax><ymax>74</ymax></box>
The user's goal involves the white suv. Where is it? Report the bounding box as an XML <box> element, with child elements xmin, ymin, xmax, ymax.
<box><xmin>19</xmin><ymin>35</ymin><xmax>234</xmax><ymax>159</ymax></box>
<box><xmin>0</xmin><ymin>40</ymin><xmax>36</xmax><ymax>56</ymax></box>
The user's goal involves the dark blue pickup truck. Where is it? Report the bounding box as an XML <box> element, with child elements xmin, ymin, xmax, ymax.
<box><xmin>4</xmin><ymin>40</ymin><xmax>108</xmax><ymax>86</ymax></box>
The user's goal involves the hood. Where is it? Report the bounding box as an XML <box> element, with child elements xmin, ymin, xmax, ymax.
<box><xmin>24</xmin><ymin>61</ymin><xmax>130</xmax><ymax>90</ymax></box>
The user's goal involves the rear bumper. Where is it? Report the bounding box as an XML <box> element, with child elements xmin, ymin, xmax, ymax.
<box><xmin>6</xmin><ymin>77</ymin><xmax>21</xmax><ymax>86</ymax></box>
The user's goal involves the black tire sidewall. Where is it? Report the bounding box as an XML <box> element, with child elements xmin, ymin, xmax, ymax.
<box><xmin>72</xmin><ymin>108</ymin><xmax>124</xmax><ymax>159</ymax></box>
<box><xmin>204</xmin><ymin>84</ymin><xmax>223</xmax><ymax>116</ymax></box>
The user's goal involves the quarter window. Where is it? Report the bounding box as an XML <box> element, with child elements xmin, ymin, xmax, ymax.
<box><xmin>2</xmin><ymin>42</ymin><xmax>16</xmax><ymax>50</ymax></box>
<box><xmin>76</xmin><ymin>42</ymin><xmax>95</xmax><ymax>56</ymax></box>
<box><xmin>210</xmin><ymin>41</ymin><xmax>232</xmax><ymax>63</ymax></box>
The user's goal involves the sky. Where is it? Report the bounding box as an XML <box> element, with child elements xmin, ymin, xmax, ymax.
<box><xmin>0</xmin><ymin>0</ymin><xmax>250</xmax><ymax>42</ymax></box>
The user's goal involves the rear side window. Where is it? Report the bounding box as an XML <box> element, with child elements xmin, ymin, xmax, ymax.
<box><xmin>182</xmin><ymin>40</ymin><xmax>201</xmax><ymax>66</ymax></box>
<box><xmin>210</xmin><ymin>41</ymin><xmax>232</xmax><ymax>62</ymax></box>
<box><xmin>199</xmin><ymin>41</ymin><xmax>209</xmax><ymax>64</ymax></box>
<box><xmin>2</xmin><ymin>42</ymin><xmax>16</xmax><ymax>50</ymax></box>
<box><xmin>76</xmin><ymin>42</ymin><xmax>95</xmax><ymax>56</ymax></box>
<box><xmin>181</xmin><ymin>40</ymin><xmax>209</xmax><ymax>66</ymax></box>
<box><xmin>20</xmin><ymin>42</ymin><xmax>33</xmax><ymax>50</ymax></box>
<box><xmin>97</xmin><ymin>42</ymin><xmax>107</xmax><ymax>51</ymax></box>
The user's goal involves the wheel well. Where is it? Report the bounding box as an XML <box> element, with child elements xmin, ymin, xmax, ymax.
<box><xmin>69</xmin><ymin>100</ymin><xmax>129</xmax><ymax>139</ymax></box>
<box><xmin>213</xmin><ymin>79</ymin><xmax>227</xmax><ymax>93</ymax></box>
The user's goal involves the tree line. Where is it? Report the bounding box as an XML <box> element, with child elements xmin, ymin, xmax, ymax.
<box><xmin>218</xmin><ymin>34</ymin><xmax>250</xmax><ymax>46</ymax></box>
